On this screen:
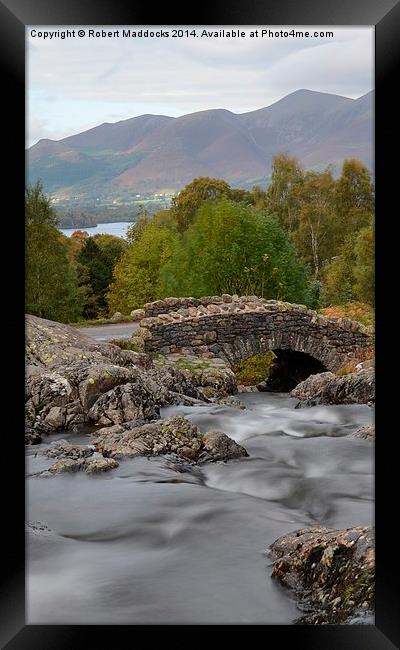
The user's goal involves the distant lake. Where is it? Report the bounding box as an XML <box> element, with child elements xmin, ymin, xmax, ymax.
<box><xmin>60</xmin><ymin>222</ymin><xmax>132</xmax><ymax>238</ymax></box>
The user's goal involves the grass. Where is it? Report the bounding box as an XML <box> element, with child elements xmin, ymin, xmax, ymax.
<box><xmin>233</xmin><ymin>351</ymin><xmax>276</xmax><ymax>386</ymax></box>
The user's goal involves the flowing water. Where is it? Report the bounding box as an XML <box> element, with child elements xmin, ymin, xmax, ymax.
<box><xmin>26</xmin><ymin>392</ymin><xmax>374</xmax><ymax>624</ymax></box>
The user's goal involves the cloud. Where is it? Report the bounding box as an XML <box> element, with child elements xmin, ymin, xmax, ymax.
<box><xmin>27</xmin><ymin>26</ymin><xmax>373</xmax><ymax>145</ymax></box>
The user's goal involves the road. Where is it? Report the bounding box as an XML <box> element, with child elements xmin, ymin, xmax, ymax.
<box><xmin>75</xmin><ymin>321</ymin><xmax>139</xmax><ymax>342</ymax></box>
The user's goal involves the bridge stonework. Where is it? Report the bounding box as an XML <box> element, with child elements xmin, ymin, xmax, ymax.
<box><xmin>136</xmin><ymin>296</ymin><xmax>372</xmax><ymax>371</ymax></box>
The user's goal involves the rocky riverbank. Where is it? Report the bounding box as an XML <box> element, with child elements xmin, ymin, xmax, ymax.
<box><xmin>25</xmin><ymin>315</ymin><xmax>246</xmax><ymax>467</ymax></box>
<box><xmin>25</xmin><ymin>312</ymin><xmax>375</xmax><ymax>625</ymax></box>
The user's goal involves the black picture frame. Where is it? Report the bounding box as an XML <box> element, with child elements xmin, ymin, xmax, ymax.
<box><xmin>0</xmin><ymin>0</ymin><xmax>398</xmax><ymax>647</ymax></box>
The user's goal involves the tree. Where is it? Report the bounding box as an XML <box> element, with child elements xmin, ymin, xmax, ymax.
<box><xmin>77</xmin><ymin>234</ymin><xmax>127</xmax><ymax>318</ymax></box>
<box><xmin>171</xmin><ymin>177</ymin><xmax>232</xmax><ymax>233</ymax></box>
<box><xmin>335</xmin><ymin>159</ymin><xmax>374</xmax><ymax>239</ymax></box>
<box><xmin>290</xmin><ymin>169</ymin><xmax>337</xmax><ymax>278</ymax></box>
<box><xmin>107</xmin><ymin>222</ymin><xmax>179</xmax><ymax>313</ymax></box>
<box><xmin>265</xmin><ymin>154</ymin><xmax>304</xmax><ymax>233</ymax></box>
<box><xmin>26</xmin><ymin>181</ymin><xmax>84</xmax><ymax>322</ymax></box>
<box><xmin>160</xmin><ymin>198</ymin><xmax>312</xmax><ymax>304</ymax></box>
<box><xmin>321</xmin><ymin>219</ymin><xmax>374</xmax><ymax>307</ymax></box>
<box><xmin>353</xmin><ymin>224</ymin><xmax>374</xmax><ymax>305</ymax></box>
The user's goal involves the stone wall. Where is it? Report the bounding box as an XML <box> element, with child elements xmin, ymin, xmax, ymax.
<box><xmin>137</xmin><ymin>297</ymin><xmax>372</xmax><ymax>371</ymax></box>
<box><xmin>137</xmin><ymin>294</ymin><xmax>264</xmax><ymax>319</ymax></box>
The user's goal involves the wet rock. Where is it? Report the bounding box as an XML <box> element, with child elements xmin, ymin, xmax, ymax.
<box><xmin>291</xmin><ymin>367</ymin><xmax>374</xmax><ymax>405</ymax></box>
<box><xmin>269</xmin><ymin>525</ymin><xmax>374</xmax><ymax>624</ymax></box>
<box><xmin>48</xmin><ymin>458</ymin><xmax>83</xmax><ymax>474</ymax></box>
<box><xmin>43</xmin><ymin>441</ymin><xmax>94</xmax><ymax>460</ymax></box>
<box><xmin>353</xmin><ymin>425</ymin><xmax>375</xmax><ymax>441</ymax></box>
<box><xmin>46</xmin><ymin>455</ymin><xmax>119</xmax><ymax>475</ymax></box>
<box><xmin>26</xmin><ymin>521</ymin><xmax>53</xmax><ymax>535</ymax></box>
<box><xmin>83</xmin><ymin>457</ymin><xmax>119</xmax><ymax>473</ymax></box>
<box><xmin>25</xmin><ymin>426</ymin><xmax>42</xmax><ymax>445</ymax></box>
<box><xmin>88</xmin><ymin>382</ymin><xmax>160</xmax><ymax>426</ymax></box>
<box><xmin>214</xmin><ymin>396</ymin><xmax>246</xmax><ymax>410</ymax></box>
<box><xmin>154</xmin><ymin>354</ymin><xmax>237</xmax><ymax>399</ymax></box>
<box><xmin>146</xmin><ymin>365</ymin><xmax>202</xmax><ymax>403</ymax></box>
<box><xmin>198</xmin><ymin>431</ymin><xmax>248</xmax><ymax>463</ymax></box>
<box><xmin>237</xmin><ymin>385</ymin><xmax>259</xmax><ymax>393</ymax></box>
<box><xmin>94</xmin><ymin>416</ymin><xmax>247</xmax><ymax>463</ymax></box>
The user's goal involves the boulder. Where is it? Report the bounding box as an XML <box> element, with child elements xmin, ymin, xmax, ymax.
<box><xmin>88</xmin><ymin>382</ymin><xmax>160</xmax><ymax>426</ymax></box>
<box><xmin>94</xmin><ymin>416</ymin><xmax>248</xmax><ymax>463</ymax></box>
<box><xmin>291</xmin><ymin>367</ymin><xmax>374</xmax><ymax>405</ymax></box>
<box><xmin>43</xmin><ymin>441</ymin><xmax>94</xmax><ymax>460</ymax></box>
<box><xmin>353</xmin><ymin>424</ymin><xmax>375</xmax><ymax>441</ymax></box>
<box><xmin>269</xmin><ymin>526</ymin><xmax>374</xmax><ymax>624</ymax></box>
<box><xmin>46</xmin><ymin>456</ymin><xmax>119</xmax><ymax>475</ymax></box>
<box><xmin>154</xmin><ymin>354</ymin><xmax>237</xmax><ymax>399</ymax></box>
<box><xmin>25</xmin><ymin>315</ymin><xmax>206</xmax><ymax>441</ymax></box>
<box><xmin>110</xmin><ymin>312</ymin><xmax>123</xmax><ymax>322</ymax></box>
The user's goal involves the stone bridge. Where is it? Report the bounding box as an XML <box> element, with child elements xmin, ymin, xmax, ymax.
<box><xmin>135</xmin><ymin>295</ymin><xmax>372</xmax><ymax>373</ymax></box>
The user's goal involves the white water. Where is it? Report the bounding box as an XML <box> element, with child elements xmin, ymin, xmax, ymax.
<box><xmin>26</xmin><ymin>392</ymin><xmax>374</xmax><ymax>624</ymax></box>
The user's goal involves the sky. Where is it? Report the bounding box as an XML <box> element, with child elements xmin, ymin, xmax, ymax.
<box><xmin>27</xmin><ymin>26</ymin><xmax>374</xmax><ymax>147</ymax></box>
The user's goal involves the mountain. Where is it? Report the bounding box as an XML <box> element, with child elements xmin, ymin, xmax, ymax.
<box><xmin>28</xmin><ymin>89</ymin><xmax>373</xmax><ymax>200</ymax></box>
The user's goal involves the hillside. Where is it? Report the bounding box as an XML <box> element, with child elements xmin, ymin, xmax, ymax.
<box><xmin>28</xmin><ymin>89</ymin><xmax>373</xmax><ymax>201</ymax></box>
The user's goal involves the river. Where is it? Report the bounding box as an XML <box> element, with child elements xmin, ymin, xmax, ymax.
<box><xmin>60</xmin><ymin>222</ymin><xmax>132</xmax><ymax>238</ymax></box>
<box><xmin>26</xmin><ymin>392</ymin><xmax>373</xmax><ymax>624</ymax></box>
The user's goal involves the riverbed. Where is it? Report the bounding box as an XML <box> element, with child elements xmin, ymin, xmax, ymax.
<box><xmin>26</xmin><ymin>391</ymin><xmax>373</xmax><ymax>624</ymax></box>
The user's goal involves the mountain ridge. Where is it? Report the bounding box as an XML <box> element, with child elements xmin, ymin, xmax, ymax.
<box><xmin>28</xmin><ymin>89</ymin><xmax>373</xmax><ymax>199</ymax></box>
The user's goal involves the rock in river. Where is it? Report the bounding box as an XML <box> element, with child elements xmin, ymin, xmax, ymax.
<box><xmin>94</xmin><ymin>415</ymin><xmax>248</xmax><ymax>464</ymax></box>
<box><xmin>269</xmin><ymin>525</ymin><xmax>374</xmax><ymax>624</ymax></box>
<box><xmin>291</xmin><ymin>366</ymin><xmax>374</xmax><ymax>406</ymax></box>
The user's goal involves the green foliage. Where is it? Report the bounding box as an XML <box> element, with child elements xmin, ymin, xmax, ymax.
<box><xmin>26</xmin><ymin>182</ymin><xmax>84</xmax><ymax>322</ymax></box>
<box><xmin>25</xmin><ymin>181</ymin><xmax>58</xmax><ymax>227</ymax></box>
<box><xmin>160</xmin><ymin>198</ymin><xmax>312</xmax><ymax>303</ymax></box>
<box><xmin>107</xmin><ymin>221</ymin><xmax>179</xmax><ymax>313</ymax></box>
<box><xmin>353</xmin><ymin>225</ymin><xmax>374</xmax><ymax>305</ymax></box>
<box><xmin>76</xmin><ymin>234</ymin><xmax>127</xmax><ymax>318</ymax></box>
<box><xmin>265</xmin><ymin>154</ymin><xmax>304</xmax><ymax>233</ymax></box>
<box><xmin>265</xmin><ymin>156</ymin><xmax>375</xmax><ymax>286</ymax></box>
<box><xmin>234</xmin><ymin>352</ymin><xmax>277</xmax><ymax>385</ymax></box>
<box><xmin>335</xmin><ymin>159</ymin><xmax>374</xmax><ymax>237</ymax></box>
<box><xmin>171</xmin><ymin>177</ymin><xmax>233</xmax><ymax>233</ymax></box>
<box><xmin>321</xmin><ymin>221</ymin><xmax>374</xmax><ymax>307</ymax></box>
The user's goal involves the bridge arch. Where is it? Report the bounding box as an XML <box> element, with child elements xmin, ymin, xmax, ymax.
<box><xmin>137</xmin><ymin>296</ymin><xmax>372</xmax><ymax>375</ymax></box>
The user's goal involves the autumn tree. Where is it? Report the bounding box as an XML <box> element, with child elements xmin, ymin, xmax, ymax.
<box><xmin>171</xmin><ymin>177</ymin><xmax>232</xmax><ymax>233</ymax></box>
<box><xmin>335</xmin><ymin>159</ymin><xmax>374</xmax><ymax>239</ymax></box>
<box><xmin>321</xmin><ymin>219</ymin><xmax>374</xmax><ymax>307</ymax></box>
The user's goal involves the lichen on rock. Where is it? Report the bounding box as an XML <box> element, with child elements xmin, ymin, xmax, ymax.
<box><xmin>269</xmin><ymin>525</ymin><xmax>374</xmax><ymax>624</ymax></box>
<box><xmin>94</xmin><ymin>415</ymin><xmax>248</xmax><ymax>464</ymax></box>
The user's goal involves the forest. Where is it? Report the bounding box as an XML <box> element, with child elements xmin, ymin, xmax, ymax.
<box><xmin>26</xmin><ymin>155</ymin><xmax>374</xmax><ymax>325</ymax></box>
